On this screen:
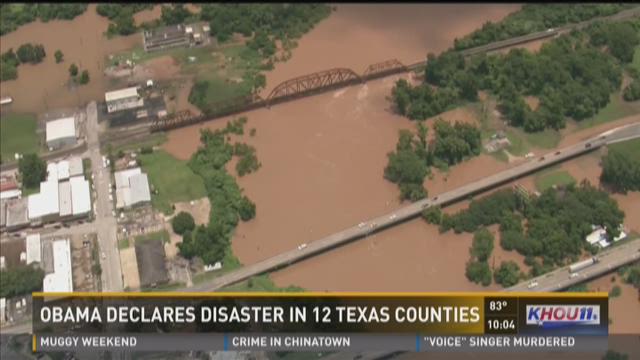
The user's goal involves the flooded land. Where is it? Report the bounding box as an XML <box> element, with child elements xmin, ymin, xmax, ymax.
<box><xmin>3</xmin><ymin>3</ymin><xmax>637</xmax><ymax>332</ymax></box>
<box><xmin>163</xmin><ymin>4</ymin><xmax>639</xmax><ymax>306</ymax></box>
<box><xmin>0</xmin><ymin>4</ymin><xmax>141</xmax><ymax>113</ymax></box>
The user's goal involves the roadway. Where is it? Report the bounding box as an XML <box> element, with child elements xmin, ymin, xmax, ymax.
<box><xmin>85</xmin><ymin>101</ymin><xmax>123</xmax><ymax>293</ymax></box>
<box><xmin>185</xmin><ymin>123</ymin><xmax>640</xmax><ymax>292</ymax></box>
<box><xmin>507</xmin><ymin>239</ymin><xmax>640</xmax><ymax>292</ymax></box>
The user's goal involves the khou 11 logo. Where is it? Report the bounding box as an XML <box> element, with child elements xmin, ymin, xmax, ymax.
<box><xmin>526</xmin><ymin>305</ymin><xmax>600</xmax><ymax>328</ymax></box>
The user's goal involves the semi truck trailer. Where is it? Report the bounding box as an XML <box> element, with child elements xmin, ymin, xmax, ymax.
<box><xmin>569</xmin><ymin>257</ymin><xmax>599</xmax><ymax>273</ymax></box>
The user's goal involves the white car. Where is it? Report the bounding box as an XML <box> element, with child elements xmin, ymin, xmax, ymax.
<box><xmin>570</xmin><ymin>273</ymin><xmax>579</xmax><ymax>279</ymax></box>
<box><xmin>297</xmin><ymin>243</ymin><xmax>307</xmax><ymax>250</ymax></box>
<box><xmin>358</xmin><ymin>222</ymin><xmax>366</xmax><ymax>228</ymax></box>
<box><xmin>101</xmin><ymin>252</ymin><xmax>106</xmax><ymax>260</ymax></box>
<box><xmin>389</xmin><ymin>214</ymin><xmax>397</xmax><ymax>220</ymax></box>
<box><xmin>527</xmin><ymin>281</ymin><xmax>539</xmax><ymax>289</ymax></box>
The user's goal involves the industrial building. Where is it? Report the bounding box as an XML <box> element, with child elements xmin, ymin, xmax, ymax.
<box><xmin>105</xmin><ymin>87</ymin><xmax>144</xmax><ymax>114</ymax></box>
<box><xmin>43</xmin><ymin>239</ymin><xmax>73</xmax><ymax>293</ymax></box>
<box><xmin>142</xmin><ymin>22</ymin><xmax>211</xmax><ymax>52</ymax></box>
<box><xmin>46</xmin><ymin>116</ymin><xmax>77</xmax><ymax>150</ymax></box>
<box><xmin>115</xmin><ymin>167</ymin><xmax>151</xmax><ymax>209</ymax></box>
<box><xmin>25</xmin><ymin>158</ymin><xmax>90</xmax><ymax>224</ymax></box>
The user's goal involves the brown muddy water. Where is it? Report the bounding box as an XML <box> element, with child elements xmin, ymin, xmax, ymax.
<box><xmin>164</xmin><ymin>3</ymin><xmax>532</xmax><ymax>294</ymax></box>
<box><xmin>163</xmin><ymin>4</ymin><xmax>640</xmax><ymax>301</ymax></box>
<box><xmin>263</xmin><ymin>4</ymin><xmax>521</xmax><ymax>94</ymax></box>
<box><xmin>0</xmin><ymin>4</ymin><xmax>141</xmax><ymax>113</ymax></box>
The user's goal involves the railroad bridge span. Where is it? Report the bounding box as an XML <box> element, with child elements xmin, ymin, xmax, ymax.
<box><xmin>150</xmin><ymin>7</ymin><xmax>640</xmax><ymax>132</ymax></box>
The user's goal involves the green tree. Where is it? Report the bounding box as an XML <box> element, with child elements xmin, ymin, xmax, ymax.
<box><xmin>494</xmin><ymin>261</ymin><xmax>521</xmax><ymax>287</ymax></box>
<box><xmin>18</xmin><ymin>153</ymin><xmax>47</xmax><ymax>189</ymax></box>
<box><xmin>422</xmin><ymin>206</ymin><xmax>443</xmax><ymax>225</ymax></box>
<box><xmin>471</xmin><ymin>228</ymin><xmax>494</xmax><ymax>262</ymax></box>
<box><xmin>0</xmin><ymin>265</ymin><xmax>45</xmax><ymax>298</ymax></box>
<box><xmin>69</xmin><ymin>63</ymin><xmax>78</xmax><ymax>77</ymax></box>
<box><xmin>602</xmin><ymin>350</ymin><xmax>629</xmax><ymax>360</ymax></box>
<box><xmin>600</xmin><ymin>150</ymin><xmax>640</xmax><ymax>192</ymax></box>
<box><xmin>465</xmin><ymin>260</ymin><xmax>492</xmax><ymax>286</ymax></box>
<box><xmin>16</xmin><ymin>43</ymin><xmax>46</xmax><ymax>64</ymax></box>
<box><xmin>609</xmin><ymin>285</ymin><xmax>621</xmax><ymax>298</ymax></box>
<box><xmin>160</xmin><ymin>4</ymin><xmax>192</xmax><ymax>25</ymax></box>
<box><xmin>622</xmin><ymin>81</ymin><xmax>640</xmax><ymax>102</ymax></box>
<box><xmin>237</xmin><ymin>196</ymin><xmax>256</xmax><ymax>221</ymax></box>
<box><xmin>79</xmin><ymin>70</ymin><xmax>90</xmax><ymax>84</ymax></box>
<box><xmin>54</xmin><ymin>49</ymin><xmax>64</xmax><ymax>63</ymax></box>
<box><xmin>171</xmin><ymin>211</ymin><xmax>195</xmax><ymax>235</ymax></box>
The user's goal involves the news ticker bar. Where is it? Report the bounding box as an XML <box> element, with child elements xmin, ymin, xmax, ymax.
<box><xmin>33</xmin><ymin>333</ymin><xmax>609</xmax><ymax>353</ymax></box>
<box><xmin>32</xmin><ymin>292</ymin><xmax>608</xmax><ymax>336</ymax></box>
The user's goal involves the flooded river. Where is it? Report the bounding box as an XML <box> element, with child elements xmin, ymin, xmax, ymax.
<box><xmin>164</xmin><ymin>3</ymin><xmax>529</xmax><ymax>293</ymax></box>
<box><xmin>0</xmin><ymin>4</ymin><xmax>141</xmax><ymax>113</ymax></box>
<box><xmin>163</xmin><ymin>5</ymin><xmax>639</xmax><ymax>303</ymax></box>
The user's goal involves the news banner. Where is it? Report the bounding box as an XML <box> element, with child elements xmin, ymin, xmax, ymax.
<box><xmin>32</xmin><ymin>292</ymin><xmax>609</xmax><ymax>353</ymax></box>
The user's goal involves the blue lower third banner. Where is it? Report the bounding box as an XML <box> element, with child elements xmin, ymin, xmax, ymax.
<box><xmin>33</xmin><ymin>333</ymin><xmax>608</xmax><ymax>352</ymax></box>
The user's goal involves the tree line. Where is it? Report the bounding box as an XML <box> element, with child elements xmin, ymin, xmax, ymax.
<box><xmin>177</xmin><ymin>117</ymin><xmax>258</xmax><ymax>265</ymax></box>
<box><xmin>96</xmin><ymin>4</ymin><xmax>154</xmax><ymax>36</ymax></box>
<box><xmin>600</xmin><ymin>143</ymin><xmax>640</xmax><ymax>193</ymax></box>
<box><xmin>452</xmin><ymin>4</ymin><xmax>636</xmax><ymax>51</ymax></box>
<box><xmin>1</xmin><ymin>43</ymin><xmax>47</xmax><ymax>82</ymax></box>
<box><xmin>384</xmin><ymin>119</ymin><xmax>482</xmax><ymax>201</ymax></box>
<box><xmin>0</xmin><ymin>265</ymin><xmax>44</xmax><ymax>298</ymax></box>
<box><xmin>0</xmin><ymin>3</ymin><xmax>87</xmax><ymax>35</ymax></box>
<box><xmin>424</xmin><ymin>181</ymin><xmax>625</xmax><ymax>278</ymax></box>
<box><xmin>392</xmin><ymin>20</ymin><xmax>639</xmax><ymax>133</ymax></box>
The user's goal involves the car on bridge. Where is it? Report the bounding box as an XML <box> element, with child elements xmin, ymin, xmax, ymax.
<box><xmin>527</xmin><ymin>281</ymin><xmax>539</xmax><ymax>289</ymax></box>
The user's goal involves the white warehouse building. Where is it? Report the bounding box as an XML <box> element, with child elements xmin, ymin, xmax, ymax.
<box><xmin>105</xmin><ymin>87</ymin><xmax>144</xmax><ymax>113</ymax></box>
<box><xmin>115</xmin><ymin>167</ymin><xmax>151</xmax><ymax>209</ymax></box>
<box><xmin>43</xmin><ymin>239</ymin><xmax>73</xmax><ymax>293</ymax></box>
<box><xmin>46</xmin><ymin>117</ymin><xmax>77</xmax><ymax>150</ymax></box>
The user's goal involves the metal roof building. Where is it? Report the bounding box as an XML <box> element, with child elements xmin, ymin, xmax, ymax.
<box><xmin>26</xmin><ymin>234</ymin><xmax>41</xmax><ymax>265</ymax></box>
<box><xmin>105</xmin><ymin>87</ymin><xmax>143</xmax><ymax>114</ymax></box>
<box><xmin>115</xmin><ymin>168</ymin><xmax>151</xmax><ymax>209</ymax></box>
<box><xmin>43</xmin><ymin>239</ymin><xmax>73</xmax><ymax>293</ymax></box>
<box><xmin>45</xmin><ymin>117</ymin><xmax>76</xmax><ymax>150</ymax></box>
<box><xmin>58</xmin><ymin>181</ymin><xmax>72</xmax><ymax>217</ymax></box>
<box><xmin>70</xmin><ymin>176</ymin><xmax>91</xmax><ymax>216</ymax></box>
<box><xmin>115</xmin><ymin>167</ymin><xmax>141</xmax><ymax>189</ymax></box>
<box><xmin>27</xmin><ymin>178</ymin><xmax>59</xmax><ymax>221</ymax></box>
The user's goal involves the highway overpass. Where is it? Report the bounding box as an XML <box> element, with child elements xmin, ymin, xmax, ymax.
<box><xmin>507</xmin><ymin>238</ymin><xmax>640</xmax><ymax>292</ymax></box>
<box><xmin>185</xmin><ymin>123</ymin><xmax>640</xmax><ymax>292</ymax></box>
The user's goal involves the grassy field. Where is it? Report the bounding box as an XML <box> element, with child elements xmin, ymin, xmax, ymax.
<box><xmin>504</xmin><ymin>127</ymin><xmax>561</xmax><ymax>156</ymax></box>
<box><xmin>0</xmin><ymin>113</ymin><xmax>39</xmax><ymax>162</ymax></box>
<box><xmin>577</xmin><ymin>93</ymin><xmax>640</xmax><ymax>129</ymax></box>
<box><xmin>609</xmin><ymin>137</ymin><xmax>640</xmax><ymax>156</ymax></box>
<box><xmin>133</xmin><ymin>230</ymin><xmax>170</xmax><ymax>245</ymax></box>
<box><xmin>138</xmin><ymin>150</ymin><xmax>207</xmax><ymax>214</ymax></box>
<box><xmin>192</xmin><ymin>247</ymin><xmax>242</xmax><ymax>284</ymax></box>
<box><xmin>535</xmin><ymin>169</ymin><xmax>576</xmax><ymax>191</ymax></box>
<box><xmin>111</xmin><ymin>132</ymin><xmax>167</xmax><ymax>153</ymax></box>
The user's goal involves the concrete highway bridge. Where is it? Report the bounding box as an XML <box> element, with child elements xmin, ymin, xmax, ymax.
<box><xmin>149</xmin><ymin>7</ymin><xmax>640</xmax><ymax>132</ymax></box>
<box><xmin>185</xmin><ymin>123</ymin><xmax>640</xmax><ymax>292</ymax></box>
